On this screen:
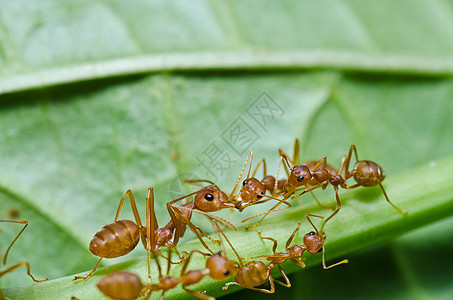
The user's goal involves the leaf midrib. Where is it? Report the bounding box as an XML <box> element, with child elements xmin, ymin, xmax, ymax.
<box><xmin>3</xmin><ymin>50</ymin><xmax>453</xmax><ymax>95</ymax></box>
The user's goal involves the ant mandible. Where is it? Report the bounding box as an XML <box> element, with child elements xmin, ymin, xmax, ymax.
<box><xmin>0</xmin><ymin>220</ymin><xmax>48</xmax><ymax>283</ymax></box>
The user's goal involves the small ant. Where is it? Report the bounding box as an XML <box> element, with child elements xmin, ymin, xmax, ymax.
<box><xmin>291</xmin><ymin>144</ymin><xmax>407</xmax><ymax>230</ymax></box>
<box><xmin>74</xmin><ymin>187</ymin><xmax>230</xmax><ymax>282</ymax></box>
<box><xmin>97</xmin><ymin>271</ymin><xmax>148</xmax><ymax>300</ymax></box>
<box><xmin>222</xmin><ymin>215</ymin><xmax>347</xmax><ymax>293</ymax></box>
<box><xmin>0</xmin><ymin>220</ymin><xmax>48</xmax><ymax>282</ymax></box>
<box><xmin>145</xmin><ymin>220</ymin><xmax>239</xmax><ymax>300</ymax></box>
<box><xmin>254</xmin><ymin>214</ymin><xmax>348</xmax><ymax>272</ymax></box>
<box><xmin>339</xmin><ymin>145</ymin><xmax>407</xmax><ymax>215</ymax></box>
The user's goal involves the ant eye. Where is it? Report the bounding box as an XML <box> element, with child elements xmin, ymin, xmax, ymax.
<box><xmin>204</xmin><ymin>194</ymin><xmax>214</xmax><ymax>201</ymax></box>
<box><xmin>242</xmin><ymin>180</ymin><xmax>247</xmax><ymax>186</ymax></box>
<box><xmin>309</xmin><ymin>231</ymin><xmax>315</xmax><ymax>235</ymax></box>
<box><xmin>223</xmin><ymin>270</ymin><xmax>230</xmax><ymax>276</ymax></box>
<box><xmin>297</xmin><ymin>176</ymin><xmax>304</xmax><ymax>182</ymax></box>
<box><xmin>256</xmin><ymin>192</ymin><xmax>264</xmax><ymax>199</ymax></box>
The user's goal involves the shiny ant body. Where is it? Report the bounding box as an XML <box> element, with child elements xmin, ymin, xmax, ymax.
<box><xmin>74</xmin><ymin>187</ymin><xmax>231</xmax><ymax>281</ymax></box>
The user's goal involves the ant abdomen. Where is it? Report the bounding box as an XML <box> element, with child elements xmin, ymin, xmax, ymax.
<box><xmin>234</xmin><ymin>261</ymin><xmax>268</xmax><ymax>288</ymax></box>
<box><xmin>97</xmin><ymin>271</ymin><xmax>144</xmax><ymax>300</ymax></box>
<box><xmin>353</xmin><ymin>160</ymin><xmax>385</xmax><ymax>187</ymax></box>
<box><xmin>89</xmin><ymin>220</ymin><xmax>140</xmax><ymax>258</ymax></box>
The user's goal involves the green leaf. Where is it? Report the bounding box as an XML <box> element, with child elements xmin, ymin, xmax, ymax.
<box><xmin>1</xmin><ymin>0</ymin><xmax>453</xmax><ymax>299</ymax></box>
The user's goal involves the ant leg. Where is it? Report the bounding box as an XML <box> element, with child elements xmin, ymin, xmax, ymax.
<box><xmin>173</xmin><ymin>205</ymin><xmax>237</xmax><ymax>231</ymax></box>
<box><xmin>310</xmin><ymin>156</ymin><xmax>327</xmax><ymax>171</ymax></box>
<box><xmin>229</xmin><ymin>150</ymin><xmax>253</xmax><ymax>199</ymax></box>
<box><xmin>274</xmin><ymin>265</ymin><xmax>291</xmax><ymax>287</ymax></box>
<box><xmin>0</xmin><ymin>261</ymin><xmax>48</xmax><ymax>282</ymax></box>
<box><xmin>180</xmin><ymin>250</ymin><xmax>210</xmax><ymax>275</ymax></box>
<box><xmin>257</xmin><ymin>230</ymin><xmax>278</xmax><ymax>253</ymax></box>
<box><xmin>145</xmin><ymin>188</ymin><xmax>157</xmax><ymax>256</ymax></box>
<box><xmin>241</xmin><ymin>193</ymin><xmax>293</xmax><ymax>230</ymax></box>
<box><xmin>342</xmin><ymin>145</ymin><xmax>359</xmax><ymax>179</ymax></box>
<box><xmin>114</xmin><ymin>190</ymin><xmax>147</xmax><ymax>249</ymax></box>
<box><xmin>242</xmin><ymin>205</ymin><xmax>289</xmax><ymax>230</ymax></box>
<box><xmin>251</xmin><ymin>158</ymin><xmax>266</xmax><ymax>178</ymax></box>
<box><xmin>114</xmin><ymin>190</ymin><xmax>143</xmax><ymax>225</ymax></box>
<box><xmin>379</xmin><ymin>183</ymin><xmax>408</xmax><ymax>214</ymax></box>
<box><xmin>73</xmin><ymin>258</ymin><xmax>102</xmax><ymax>281</ymax></box>
<box><xmin>309</xmin><ymin>190</ymin><xmax>335</xmax><ymax>210</ymax></box>
<box><xmin>182</xmin><ymin>286</ymin><xmax>215</xmax><ymax>300</ymax></box>
<box><xmin>176</xmin><ymin>214</ymin><xmax>215</xmax><ymax>255</ymax></box>
<box><xmin>184</xmin><ymin>179</ymin><xmax>216</xmax><ymax>186</ymax></box>
<box><xmin>321</xmin><ymin>246</ymin><xmax>349</xmax><ymax>269</ymax></box>
<box><xmin>0</xmin><ymin>220</ymin><xmax>28</xmax><ymax>265</ymax></box>
<box><xmin>223</xmin><ymin>271</ymin><xmax>275</xmax><ymax>294</ymax></box>
<box><xmin>285</xmin><ymin>221</ymin><xmax>302</xmax><ymax>250</ymax></box>
<box><xmin>306</xmin><ymin>213</ymin><xmax>324</xmax><ymax>233</ymax></box>
<box><xmin>212</xmin><ymin>219</ymin><xmax>243</xmax><ymax>264</ymax></box>
<box><xmin>293</xmin><ymin>138</ymin><xmax>300</xmax><ymax>166</ymax></box>
<box><xmin>320</xmin><ymin>186</ymin><xmax>342</xmax><ymax>232</ymax></box>
<box><xmin>290</xmin><ymin>258</ymin><xmax>306</xmax><ymax>269</ymax></box>
<box><xmin>278</xmin><ymin>150</ymin><xmax>294</xmax><ymax>178</ymax></box>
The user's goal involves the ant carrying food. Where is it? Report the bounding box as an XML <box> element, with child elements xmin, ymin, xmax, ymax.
<box><xmin>0</xmin><ymin>220</ymin><xmax>48</xmax><ymax>283</ymax></box>
<box><xmin>74</xmin><ymin>187</ymin><xmax>232</xmax><ymax>282</ymax></box>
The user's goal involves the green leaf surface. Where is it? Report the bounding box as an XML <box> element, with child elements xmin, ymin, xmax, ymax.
<box><xmin>1</xmin><ymin>1</ymin><xmax>453</xmax><ymax>300</ymax></box>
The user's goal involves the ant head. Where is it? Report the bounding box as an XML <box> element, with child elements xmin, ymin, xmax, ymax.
<box><xmin>288</xmin><ymin>165</ymin><xmax>312</xmax><ymax>187</ymax></box>
<box><xmin>303</xmin><ymin>230</ymin><xmax>326</xmax><ymax>255</ymax></box>
<box><xmin>206</xmin><ymin>254</ymin><xmax>239</xmax><ymax>280</ymax></box>
<box><xmin>194</xmin><ymin>185</ymin><xmax>231</xmax><ymax>212</ymax></box>
<box><xmin>238</xmin><ymin>178</ymin><xmax>266</xmax><ymax>205</ymax></box>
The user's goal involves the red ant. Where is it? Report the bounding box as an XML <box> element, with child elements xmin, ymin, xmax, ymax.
<box><xmin>290</xmin><ymin>144</ymin><xmax>407</xmax><ymax>230</ymax></box>
<box><xmin>0</xmin><ymin>220</ymin><xmax>48</xmax><ymax>283</ymax></box>
<box><xmin>222</xmin><ymin>215</ymin><xmax>347</xmax><ymax>293</ymax></box>
<box><xmin>245</xmin><ymin>143</ymin><xmax>407</xmax><ymax>230</ymax></box>
<box><xmin>254</xmin><ymin>214</ymin><xmax>348</xmax><ymax>271</ymax></box>
<box><xmin>74</xmin><ymin>187</ymin><xmax>232</xmax><ymax>282</ymax></box>
<box><xmin>142</xmin><ymin>220</ymin><xmax>239</xmax><ymax>300</ymax></box>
